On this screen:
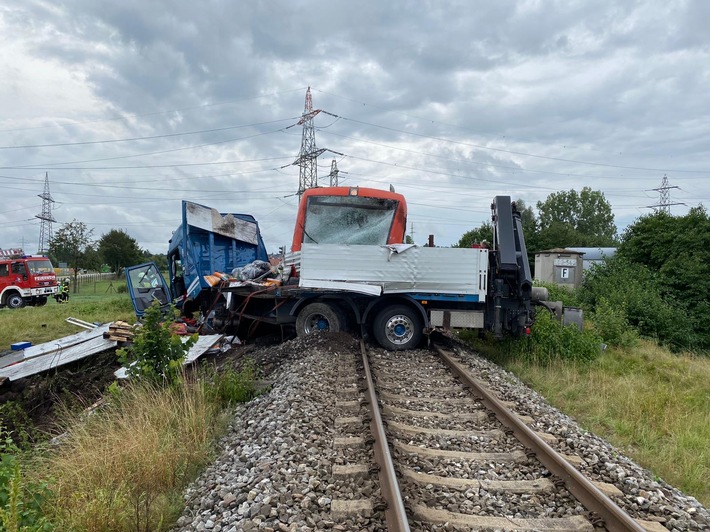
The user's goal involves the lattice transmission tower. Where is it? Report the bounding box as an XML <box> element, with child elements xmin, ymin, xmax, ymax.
<box><xmin>294</xmin><ymin>87</ymin><xmax>326</xmax><ymax>199</ymax></box>
<box><xmin>647</xmin><ymin>174</ymin><xmax>683</xmax><ymax>214</ymax></box>
<box><xmin>36</xmin><ymin>172</ymin><xmax>56</xmax><ymax>254</ymax></box>
<box><xmin>328</xmin><ymin>159</ymin><xmax>339</xmax><ymax>187</ymax></box>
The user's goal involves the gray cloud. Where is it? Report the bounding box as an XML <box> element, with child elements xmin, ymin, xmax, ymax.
<box><xmin>0</xmin><ymin>0</ymin><xmax>707</xmax><ymax>257</ymax></box>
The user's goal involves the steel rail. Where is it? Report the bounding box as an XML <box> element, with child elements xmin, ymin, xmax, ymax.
<box><xmin>434</xmin><ymin>345</ymin><xmax>645</xmax><ymax>532</ymax></box>
<box><xmin>359</xmin><ymin>339</ymin><xmax>411</xmax><ymax>532</ymax></box>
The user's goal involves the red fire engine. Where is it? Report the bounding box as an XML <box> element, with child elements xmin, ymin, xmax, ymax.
<box><xmin>0</xmin><ymin>248</ymin><xmax>58</xmax><ymax>309</ymax></box>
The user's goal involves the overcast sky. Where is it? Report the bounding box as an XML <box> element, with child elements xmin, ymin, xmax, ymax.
<box><xmin>1</xmin><ymin>0</ymin><xmax>708</xmax><ymax>257</ymax></box>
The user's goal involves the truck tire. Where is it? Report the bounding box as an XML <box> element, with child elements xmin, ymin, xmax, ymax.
<box><xmin>296</xmin><ymin>302</ymin><xmax>347</xmax><ymax>336</ymax></box>
<box><xmin>35</xmin><ymin>297</ymin><xmax>48</xmax><ymax>307</ymax></box>
<box><xmin>6</xmin><ymin>293</ymin><xmax>26</xmax><ymax>309</ymax></box>
<box><xmin>373</xmin><ymin>304</ymin><xmax>423</xmax><ymax>351</ymax></box>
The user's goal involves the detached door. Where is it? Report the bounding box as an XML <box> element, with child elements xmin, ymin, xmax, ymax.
<box><xmin>125</xmin><ymin>262</ymin><xmax>172</xmax><ymax>318</ymax></box>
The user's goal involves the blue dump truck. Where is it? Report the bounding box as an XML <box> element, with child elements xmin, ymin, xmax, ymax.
<box><xmin>125</xmin><ymin>200</ymin><xmax>268</xmax><ymax>318</ymax></box>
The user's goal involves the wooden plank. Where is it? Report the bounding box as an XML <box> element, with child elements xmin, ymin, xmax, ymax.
<box><xmin>412</xmin><ymin>504</ymin><xmax>593</xmax><ymax>531</ymax></box>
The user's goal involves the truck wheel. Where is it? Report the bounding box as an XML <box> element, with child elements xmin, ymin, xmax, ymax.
<box><xmin>373</xmin><ymin>305</ymin><xmax>423</xmax><ymax>351</ymax></box>
<box><xmin>296</xmin><ymin>302</ymin><xmax>347</xmax><ymax>336</ymax></box>
<box><xmin>36</xmin><ymin>297</ymin><xmax>48</xmax><ymax>306</ymax></box>
<box><xmin>6</xmin><ymin>293</ymin><xmax>26</xmax><ymax>309</ymax></box>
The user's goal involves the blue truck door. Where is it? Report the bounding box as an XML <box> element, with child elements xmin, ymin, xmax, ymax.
<box><xmin>125</xmin><ymin>262</ymin><xmax>172</xmax><ymax>318</ymax></box>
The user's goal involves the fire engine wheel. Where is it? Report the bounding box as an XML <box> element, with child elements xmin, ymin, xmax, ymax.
<box><xmin>373</xmin><ymin>304</ymin><xmax>423</xmax><ymax>351</ymax></box>
<box><xmin>35</xmin><ymin>297</ymin><xmax>48</xmax><ymax>307</ymax></box>
<box><xmin>6</xmin><ymin>293</ymin><xmax>26</xmax><ymax>309</ymax></box>
<box><xmin>296</xmin><ymin>302</ymin><xmax>347</xmax><ymax>336</ymax></box>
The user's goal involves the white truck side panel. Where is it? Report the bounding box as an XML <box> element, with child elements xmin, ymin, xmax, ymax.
<box><xmin>298</xmin><ymin>244</ymin><xmax>488</xmax><ymax>300</ymax></box>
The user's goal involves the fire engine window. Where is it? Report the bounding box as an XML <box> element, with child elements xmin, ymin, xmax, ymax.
<box><xmin>0</xmin><ymin>264</ymin><xmax>7</xmax><ymax>276</ymax></box>
<box><xmin>303</xmin><ymin>196</ymin><xmax>398</xmax><ymax>246</ymax></box>
<box><xmin>11</xmin><ymin>263</ymin><xmax>27</xmax><ymax>276</ymax></box>
<box><xmin>27</xmin><ymin>260</ymin><xmax>54</xmax><ymax>274</ymax></box>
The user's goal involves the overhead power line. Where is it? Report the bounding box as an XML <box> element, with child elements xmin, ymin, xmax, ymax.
<box><xmin>0</xmin><ymin>117</ymin><xmax>298</xmax><ymax>150</ymax></box>
<box><xmin>0</xmin><ymin>87</ymin><xmax>307</xmax><ymax>134</ymax></box>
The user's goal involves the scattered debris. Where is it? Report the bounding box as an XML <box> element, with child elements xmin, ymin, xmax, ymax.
<box><xmin>11</xmin><ymin>341</ymin><xmax>32</xmax><ymax>351</ymax></box>
<box><xmin>65</xmin><ymin>316</ymin><xmax>99</xmax><ymax>329</ymax></box>
<box><xmin>0</xmin><ymin>324</ymin><xmax>114</xmax><ymax>382</ymax></box>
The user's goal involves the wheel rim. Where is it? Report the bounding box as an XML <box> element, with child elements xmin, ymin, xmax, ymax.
<box><xmin>384</xmin><ymin>314</ymin><xmax>414</xmax><ymax>345</ymax></box>
<box><xmin>304</xmin><ymin>314</ymin><xmax>330</xmax><ymax>333</ymax></box>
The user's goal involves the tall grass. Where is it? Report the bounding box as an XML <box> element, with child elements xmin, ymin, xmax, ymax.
<box><xmin>499</xmin><ymin>340</ymin><xmax>710</xmax><ymax>506</ymax></box>
<box><xmin>38</xmin><ymin>378</ymin><xmax>223</xmax><ymax>532</ymax></box>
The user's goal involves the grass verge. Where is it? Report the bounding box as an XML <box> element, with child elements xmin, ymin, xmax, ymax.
<box><xmin>28</xmin><ymin>362</ymin><xmax>261</xmax><ymax>532</ymax></box>
<box><xmin>37</xmin><ymin>378</ymin><xmax>219</xmax><ymax>531</ymax></box>
<box><xmin>485</xmin><ymin>339</ymin><xmax>710</xmax><ymax>506</ymax></box>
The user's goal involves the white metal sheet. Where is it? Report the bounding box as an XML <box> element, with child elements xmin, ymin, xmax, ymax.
<box><xmin>299</xmin><ymin>279</ymin><xmax>383</xmax><ymax>296</ymax></box>
<box><xmin>0</xmin><ymin>328</ymin><xmax>115</xmax><ymax>382</ymax></box>
<box><xmin>299</xmin><ymin>244</ymin><xmax>488</xmax><ymax>299</ymax></box>
<box><xmin>185</xmin><ymin>201</ymin><xmax>258</xmax><ymax>245</ymax></box>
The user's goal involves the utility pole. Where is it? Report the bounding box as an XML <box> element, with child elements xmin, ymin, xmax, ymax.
<box><xmin>647</xmin><ymin>174</ymin><xmax>684</xmax><ymax>214</ymax></box>
<box><xmin>36</xmin><ymin>172</ymin><xmax>56</xmax><ymax>254</ymax></box>
<box><xmin>294</xmin><ymin>87</ymin><xmax>326</xmax><ymax>199</ymax></box>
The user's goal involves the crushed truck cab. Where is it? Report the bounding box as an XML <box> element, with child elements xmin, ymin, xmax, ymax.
<box><xmin>127</xmin><ymin>200</ymin><xmax>268</xmax><ymax>318</ymax></box>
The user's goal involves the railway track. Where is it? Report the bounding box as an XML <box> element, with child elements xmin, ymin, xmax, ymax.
<box><xmin>174</xmin><ymin>333</ymin><xmax>707</xmax><ymax>531</ymax></box>
<box><xmin>329</xmin><ymin>339</ymin><xmax>669</xmax><ymax>531</ymax></box>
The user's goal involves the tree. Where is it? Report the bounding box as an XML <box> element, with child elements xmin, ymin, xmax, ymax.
<box><xmin>454</xmin><ymin>199</ymin><xmax>533</xmax><ymax>250</ymax></box>
<box><xmin>98</xmin><ymin>229</ymin><xmax>144</xmax><ymax>278</ymax></box>
<box><xmin>617</xmin><ymin>206</ymin><xmax>710</xmax><ymax>350</ymax></box>
<box><xmin>142</xmin><ymin>251</ymin><xmax>168</xmax><ymax>272</ymax></box>
<box><xmin>454</xmin><ymin>221</ymin><xmax>493</xmax><ymax>248</ymax></box>
<box><xmin>48</xmin><ymin>220</ymin><xmax>95</xmax><ymax>293</ymax></box>
<box><xmin>536</xmin><ymin>187</ymin><xmax>617</xmax><ymax>248</ymax></box>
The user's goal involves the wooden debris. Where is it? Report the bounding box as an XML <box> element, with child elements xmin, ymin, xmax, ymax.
<box><xmin>103</xmin><ymin>321</ymin><xmax>135</xmax><ymax>342</ymax></box>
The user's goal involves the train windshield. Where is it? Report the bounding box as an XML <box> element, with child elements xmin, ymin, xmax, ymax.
<box><xmin>303</xmin><ymin>196</ymin><xmax>399</xmax><ymax>246</ymax></box>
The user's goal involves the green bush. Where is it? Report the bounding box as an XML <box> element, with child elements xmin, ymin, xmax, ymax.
<box><xmin>459</xmin><ymin>310</ymin><xmax>603</xmax><ymax>366</ymax></box>
<box><xmin>511</xmin><ymin>309</ymin><xmax>603</xmax><ymax>365</ymax></box>
<box><xmin>0</xmin><ymin>404</ymin><xmax>35</xmax><ymax>450</ymax></box>
<box><xmin>535</xmin><ymin>281</ymin><xmax>582</xmax><ymax>308</ymax></box>
<box><xmin>580</xmin><ymin>257</ymin><xmax>697</xmax><ymax>352</ymax></box>
<box><xmin>204</xmin><ymin>358</ymin><xmax>263</xmax><ymax>407</ymax></box>
<box><xmin>591</xmin><ymin>297</ymin><xmax>638</xmax><ymax>349</ymax></box>
<box><xmin>117</xmin><ymin>301</ymin><xmax>196</xmax><ymax>384</ymax></box>
<box><xmin>0</xmin><ymin>428</ymin><xmax>52</xmax><ymax>531</ymax></box>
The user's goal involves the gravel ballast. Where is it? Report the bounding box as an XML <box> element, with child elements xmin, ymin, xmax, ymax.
<box><xmin>172</xmin><ymin>333</ymin><xmax>710</xmax><ymax>531</ymax></box>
